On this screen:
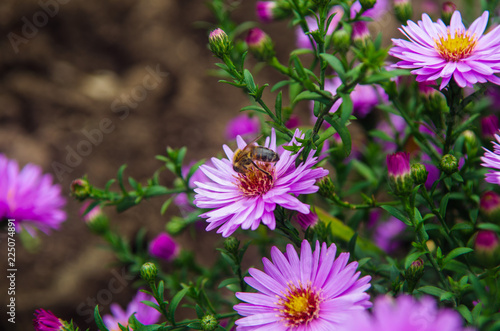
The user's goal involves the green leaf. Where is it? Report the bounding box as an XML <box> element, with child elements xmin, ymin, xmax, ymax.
<box><xmin>271</xmin><ymin>80</ymin><xmax>293</xmax><ymax>92</ymax></box>
<box><xmin>339</xmin><ymin>93</ymin><xmax>353</xmax><ymax>126</ymax></box>
<box><xmin>363</xmin><ymin>69</ymin><xmax>411</xmax><ymax>84</ymax></box>
<box><xmin>275</xmin><ymin>91</ymin><xmax>283</xmax><ymax>124</ymax></box>
<box><xmin>94</xmin><ymin>306</ymin><xmax>109</xmax><ymax>331</ymax></box>
<box><xmin>450</xmin><ymin>223</ymin><xmax>474</xmax><ymax>232</ymax></box>
<box><xmin>457</xmin><ymin>305</ymin><xmax>473</xmax><ymax>323</ymax></box>
<box><xmin>417</xmin><ymin>285</ymin><xmax>446</xmax><ymax>298</ymax></box>
<box><xmin>351</xmin><ymin>160</ymin><xmax>376</xmax><ymax>184</ymax></box>
<box><xmin>160</xmin><ymin>197</ymin><xmax>173</xmax><ymax>215</ymax></box>
<box><xmin>293</xmin><ymin>90</ymin><xmax>332</xmax><ymax>105</ymax></box>
<box><xmin>117</xmin><ymin>164</ymin><xmax>128</xmax><ymax>195</ymax></box>
<box><xmin>325</xmin><ymin>116</ymin><xmax>351</xmax><ymax>157</ymax></box>
<box><xmin>168</xmin><ymin>287</ymin><xmax>189</xmax><ymax>325</ymax></box>
<box><xmin>381</xmin><ymin>205</ymin><xmax>411</xmax><ymax>226</ymax></box>
<box><xmin>443</xmin><ymin>247</ymin><xmax>473</xmax><ymax>266</ymax></box>
<box><xmin>243</xmin><ymin>69</ymin><xmax>256</xmax><ymax>92</ymax></box>
<box><xmin>478</xmin><ymin>223</ymin><xmax>500</xmax><ymax>232</ymax></box>
<box><xmin>405</xmin><ymin>251</ymin><xmax>425</xmax><ymax>269</ymax></box>
<box><xmin>240</xmin><ymin>105</ymin><xmax>266</xmax><ymax>114</ymax></box>
<box><xmin>439</xmin><ymin>193</ymin><xmax>450</xmax><ymax>219</ymax></box>
<box><xmin>219</xmin><ymin>278</ymin><xmax>240</xmax><ymax>289</ymax></box>
<box><xmin>320</xmin><ymin>53</ymin><xmax>345</xmax><ymax>80</ymax></box>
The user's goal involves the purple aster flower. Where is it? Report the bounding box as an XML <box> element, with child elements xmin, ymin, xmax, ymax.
<box><xmin>193</xmin><ymin>129</ymin><xmax>328</xmax><ymax>237</ymax></box>
<box><xmin>390</xmin><ymin>11</ymin><xmax>500</xmax><ymax>89</ymax></box>
<box><xmin>33</xmin><ymin>309</ymin><xmax>64</xmax><ymax>331</ymax></box>
<box><xmin>0</xmin><ymin>154</ymin><xmax>66</xmax><ymax>236</ymax></box>
<box><xmin>149</xmin><ymin>232</ymin><xmax>180</xmax><ymax>261</ymax></box>
<box><xmin>103</xmin><ymin>290</ymin><xmax>161</xmax><ymax>331</ymax></box>
<box><xmin>351</xmin><ymin>0</ymin><xmax>389</xmax><ymax>20</ymax></box>
<box><xmin>226</xmin><ymin>114</ymin><xmax>260</xmax><ymax>140</ymax></box>
<box><xmin>293</xmin><ymin>209</ymin><xmax>319</xmax><ymax>230</ymax></box>
<box><xmin>295</xmin><ymin>6</ymin><xmax>344</xmax><ymax>49</ymax></box>
<box><xmin>234</xmin><ymin>240</ymin><xmax>372</xmax><ymax>329</ymax></box>
<box><xmin>341</xmin><ymin>295</ymin><xmax>473</xmax><ymax>331</ymax></box>
<box><xmin>481</xmin><ymin>131</ymin><xmax>500</xmax><ymax>185</ymax></box>
<box><xmin>387</xmin><ymin>151</ymin><xmax>411</xmax><ymax>177</ymax></box>
<box><xmin>256</xmin><ymin>1</ymin><xmax>277</xmax><ymax>23</ymax></box>
<box><xmin>480</xmin><ymin>191</ymin><xmax>500</xmax><ymax>221</ymax></box>
<box><xmin>374</xmin><ymin>216</ymin><xmax>407</xmax><ymax>253</ymax></box>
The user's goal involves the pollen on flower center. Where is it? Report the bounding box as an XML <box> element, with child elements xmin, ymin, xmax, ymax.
<box><xmin>434</xmin><ymin>29</ymin><xmax>477</xmax><ymax>61</ymax></box>
<box><xmin>236</xmin><ymin>162</ymin><xmax>275</xmax><ymax>197</ymax></box>
<box><xmin>277</xmin><ymin>282</ymin><xmax>322</xmax><ymax>327</ymax></box>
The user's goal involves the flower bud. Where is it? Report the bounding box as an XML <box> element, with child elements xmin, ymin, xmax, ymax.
<box><xmin>33</xmin><ymin>309</ymin><xmax>66</xmax><ymax>331</ymax></box>
<box><xmin>387</xmin><ymin>152</ymin><xmax>413</xmax><ymax>196</ymax></box>
<box><xmin>359</xmin><ymin>0</ymin><xmax>376</xmax><ymax>11</ymax></box>
<box><xmin>481</xmin><ymin>115</ymin><xmax>499</xmax><ymax>140</ymax></box>
<box><xmin>149</xmin><ymin>232</ymin><xmax>180</xmax><ymax>262</ymax></box>
<box><xmin>81</xmin><ymin>202</ymin><xmax>109</xmax><ymax>234</ymax></box>
<box><xmin>462</xmin><ymin>130</ymin><xmax>479</xmax><ymax>157</ymax></box>
<box><xmin>439</xmin><ymin>154</ymin><xmax>458</xmax><ymax>175</ymax></box>
<box><xmin>293</xmin><ymin>210</ymin><xmax>319</xmax><ymax>230</ymax></box>
<box><xmin>352</xmin><ymin>21</ymin><xmax>370</xmax><ymax>48</ymax></box>
<box><xmin>474</xmin><ymin>230</ymin><xmax>500</xmax><ymax>268</ymax></box>
<box><xmin>70</xmin><ymin>178</ymin><xmax>91</xmax><ymax>201</ymax></box>
<box><xmin>246</xmin><ymin>28</ymin><xmax>275</xmax><ymax>62</ymax></box>
<box><xmin>394</xmin><ymin>0</ymin><xmax>413</xmax><ymax>24</ymax></box>
<box><xmin>480</xmin><ymin>191</ymin><xmax>500</xmax><ymax>223</ymax></box>
<box><xmin>441</xmin><ymin>2</ymin><xmax>457</xmax><ymax>25</ymax></box>
<box><xmin>140</xmin><ymin>262</ymin><xmax>158</xmax><ymax>284</ymax></box>
<box><xmin>201</xmin><ymin>314</ymin><xmax>218</xmax><ymax>331</ymax></box>
<box><xmin>411</xmin><ymin>163</ymin><xmax>428</xmax><ymax>186</ymax></box>
<box><xmin>224</xmin><ymin>236</ymin><xmax>240</xmax><ymax>253</ymax></box>
<box><xmin>332</xmin><ymin>28</ymin><xmax>351</xmax><ymax>52</ymax></box>
<box><xmin>208</xmin><ymin>28</ymin><xmax>232</xmax><ymax>58</ymax></box>
<box><xmin>404</xmin><ymin>258</ymin><xmax>424</xmax><ymax>292</ymax></box>
<box><xmin>318</xmin><ymin>175</ymin><xmax>335</xmax><ymax>199</ymax></box>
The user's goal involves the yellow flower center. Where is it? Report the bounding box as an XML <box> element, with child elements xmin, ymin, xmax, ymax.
<box><xmin>236</xmin><ymin>162</ymin><xmax>275</xmax><ymax>197</ymax></box>
<box><xmin>434</xmin><ymin>29</ymin><xmax>478</xmax><ymax>62</ymax></box>
<box><xmin>277</xmin><ymin>282</ymin><xmax>321</xmax><ymax>328</ymax></box>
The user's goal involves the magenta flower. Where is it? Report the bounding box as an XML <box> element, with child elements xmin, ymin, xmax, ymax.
<box><xmin>0</xmin><ymin>154</ymin><xmax>66</xmax><ymax>236</ymax></box>
<box><xmin>480</xmin><ymin>191</ymin><xmax>500</xmax><ymax>221</ymax></box>
<box><xmin>475</xmin><ymin>230</ymin><xmax>499</xmax><ymax>253</ymax></box>
<box><xmin>387</xmin><ymin>152</ymin><xmax>411</xmax><ymax>177</ymax></box>
<box><xmin>33</xmin><ymin>309</ymin><xmax>64</xmax><ymax>331</ymax></box>
<box><xmin>149</xmin><ymin>232</ymin><xmax>180</xmax><ymax>261</ymax></box>
<box><xmin>293</xmin><ymin>209</ymin><xmax>319</xmax><ymax>230</ymax></box>
<box><xmin>103</xmin><ymin>290</ymin><xmax>161</xmax><ymax>331</ymax></box>
<box><xmin>390</xmin><ymin>11</ymin><xmax>500</xmax><ymax>89</ymax></box>
<box><xmin>256</xmin><ymin>1</ymin><xmax>277</xmax><ymax>23</ymax></box>
<box><xmin>341</xmin><ymin>295</ymin><xmax>472</xmax><ymax>331</ymax></box>
<box><xmin>234</xmin><ymin>240</ymin><xmax>372</xmax><ymax>330</ymax></box>
<box><xmin>226</xmin><ymin>114</ymin><xmax>260</xmax><ymax>140</ymax></box>
<box><xmin>194</xmin><ymin>129</ymin><xmax>328</xmax><ymax>237</ymax></box>
<box><xmin>481</xmin><ymin>131</ymin><xmax>500</xmax><ymax>185</ymax></box>
<box><xmin>481</xmin><ymin>114</ymin><xmax>499</xmax><ymax>139</ymax></box>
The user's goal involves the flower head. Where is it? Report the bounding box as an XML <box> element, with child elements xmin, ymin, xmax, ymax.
<box><xmin>293</xmin><ymin>209</ymin><xmax>319</xmax><ymax>230</ymax></box>
<box><xmin>246</xmin><ymin>28</ymin><xmax>275</xmax><ymax>61</ymax></box>
<box><xmin>194</xmin><ymin>129</ymin><xmax>328</xmax><ymax>237</ymax></box>
<box><xmin>390</xmin><ymin>11</ymin><xmax>500</xmax><ymax>89</ymax></box>
<box><xmin>209</xmin><ymin>28</ymin><xmax>232</xmax><ymax>58</ymax></box>
<box><xmin>149</xmin><ymin>232</ymin><xmax>180</xmax><ymax>261</ymax></box>
<box><xmin>226</xmin><ymin>114</ymin><xmax>260</xmax><ymax>140</ymax></box>
<box><xmin>103</xmin><ymin>290</ymin><xmax>161</xmax><ymax>331</ymax></box>
<box><xmin>480</xmin><ymin>191</ymin><xmax>500</xmax><ymax>221</ymax></box>
<box><xmin>481</xmin><ymin>131</ymin><xmax>500</xmax><ymax>185</ymax></box>
<box><xmin>256</xmin><ymin>1</ymin><xmax>277</xmax><ymax>23</ymax></box>
<box><xmin>387</xmin><ymin>152</ymin><xmax>413</xmax><ymax>195</ymax></box>
<box><xmin>0</xmin><ymin>154</ymin><xmax>66</xmax><ymax>236</ymax></box>
<box><xmin>234</xmin><ymin>240</ymin><xmax>372</xmax><ymax>329</ymax></box>
<box><xmin>33</xmin><ymin>309</ymin><xmax>64</xmax><ymax>331</ymax></box>
<box><xmin>341</xmin><ymin>295</ymin><xmax>472</xmax><ymax>331</ymax></box>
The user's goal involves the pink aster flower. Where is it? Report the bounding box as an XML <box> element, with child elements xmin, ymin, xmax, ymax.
<box><xmin>149</xmin><ymin>232</ymin><xmax>180</xmax><ymax>261</ymax></box>
<box><xmin>33</xmin><ymin>309</ymin><xmax>65</xmax><ymax>331</ymax></box>
<box><xmin>341</xmin><ymin>295</ymin><xmax>473</xmax><ymax>331</ymax></box>
<box><xmin>234</xmin><ymin>240</ymin><xmax>372</xmax><ymax>330</ymax></box>
<box><xmin>0</xmin><ymin>154</ymin><xmax>66</xmax><ymax>236</ymax></box>
<box><xmin>103</xmin><ymin>290</ymin><xmax>161</xmax><ymax>331</ymax></box>
<box><xmin>390</xmin><ymin>11</ymin><xmax>500</xmax><ymax>89</ymax></box>
<box><xmin>481</xmin><ymin>131</ymin><xmax>500</xmax><ymax>185</ymax></box>
<box><xmin>193</xmin><ymin>129</ymin><xmax>328</xmax><ymax>237</ymax></box>
<box><xmin>256</xmin><ymin>1</ymin><xmax>277</xmax><ymax>23</ymax></box>
<box><xmin>226</xmin><ymin>114</ymin><xmax>260</xmax><ymax>140</ymax></box>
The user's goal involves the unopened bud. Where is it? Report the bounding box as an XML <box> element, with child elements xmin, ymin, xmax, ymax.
<box><xmin>201</xmin><ymin>314</ymin><xmax>218</xmax><ymax>331</ymax></box>
<box><xmin>441</xmin><ymin>2</ymin><xmax>457</xmax><ymax>25</ymax></box>
<box><xmin>70</xmin><ymin>178</ymin><xmax>91</xmax><ymax>201</ymax></box>
<box><xmin>405</xmin><ymin>258</ymin><xmax>424</xmax><ymax>292</ymax></box>
<box><xmin>318</xmin><ymin>175</ymin><xmax>335</xmax><ymax>199</ymax></box>
<box><xmin>480</xmin><ymin>191</ymin><xmax>500</xmax><ymax>223</ymax></box>
<box><xmin>140</xmin><ymin>262</ymin><xmax>158</xmax><ymax>284</ymax></box>
<box><xmin>81</xmin><ymin>202</ymin><xmax>109</xmax><ymax>234</ymax></box>
<box><xmin>246</xmin><ymin>28</ymin><xmax>275</xmax><ymax>62</ymax></box>
<box><xmin>387</xmin><ymin>152</ymin><xmax>413</xmax><ymax>196</ymax></box>
<box><xmin>474</xmin><ymin>230</ymin><xmax>500</xmax><ymax>268</ymax></box>
<box><xmin>332</xmin><ymin>28</ymin><xmax>351</xmax><ymax>52</ymax></box>
<box><xmin>293</xmin><ymin>210</ymin><xmax>319</xmax><ymax>230</ymax></box>
<box><xmin>208</xmin><ymin>28</ymin><xmax>232</xmax><ymax>58</ymax></box>
<box><xmin>394</xmin><ymin>0</ymin><xmax>413</xmax><ymax>24</ymax></box>
<box><xmin>439</xmin><ymin>154</ymin><xmax>458</xmax><ymax>175</ymax></box>
<box><xmin>224</xmin><ymin>236</ymin><xmax>240</xmax><ymax>253</ymax></box>
<box><xmin>352</xmin><ymin>21</ymin><xmax>370</xmax><ymax>48</ymax></box>
<box><xmin>462</xmin><ymin>130</ymin><xmax>479</xmax><ymax>156</ymax></box>
<box><xmin>411</xmin><ymin>163</ymin><xmax>428</xmax><ymax>186</ymax></box>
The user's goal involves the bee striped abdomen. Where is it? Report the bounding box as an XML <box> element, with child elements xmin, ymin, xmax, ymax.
<box><xmin>252</xmin><ymin>147</ymin><xmax>279</xmax><ymax>163</ymax></box>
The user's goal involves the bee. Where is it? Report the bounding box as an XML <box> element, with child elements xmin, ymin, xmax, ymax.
<box><xmin>232</xmin><ymin>137</ymin><xmax>280</xmax><ymax>179</ymax></box>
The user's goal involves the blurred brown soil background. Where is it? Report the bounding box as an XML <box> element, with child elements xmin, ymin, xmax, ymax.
<box><xmin>0</xmin><ymin>1</ymin><xmax>299</xmax><ymax>329</ymax></box>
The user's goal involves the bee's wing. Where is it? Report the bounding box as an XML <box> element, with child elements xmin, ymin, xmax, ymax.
<box><xmin>242</xmin><ymin>134</ymin><xmax>263</xmax><ymax>151</ymax></box>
